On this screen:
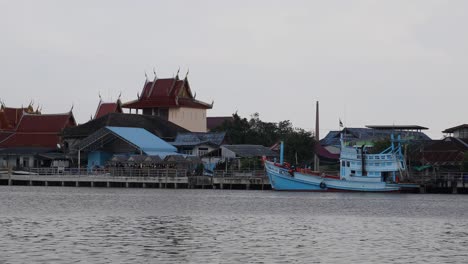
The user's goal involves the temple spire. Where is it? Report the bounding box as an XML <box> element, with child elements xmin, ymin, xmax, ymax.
<box><xmin>148</xmin><ymin>68</ymin><xmax>158</xmax><ymax>98</ymax></box>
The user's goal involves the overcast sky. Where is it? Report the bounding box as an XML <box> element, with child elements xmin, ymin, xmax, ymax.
<box><xmin>1</xmin><ymin>0</ymin><xmax>467</xmax><ymax>139</ymax></box>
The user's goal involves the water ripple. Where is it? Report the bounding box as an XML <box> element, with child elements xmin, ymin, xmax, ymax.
<box><xmin>1</xmin><ymin>186</ymin><xmax>468</xmax><ymax>263</ymax></box>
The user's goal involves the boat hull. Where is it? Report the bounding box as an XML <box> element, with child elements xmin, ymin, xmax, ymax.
<box><xmin>265</xmin><ymin>162</ymin><xmax>401</xmax><ymax>192</ymax></box>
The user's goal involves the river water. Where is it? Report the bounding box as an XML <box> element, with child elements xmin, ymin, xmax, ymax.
<box><xmin>0</xmin><ymin>186</ymin><xmax>467</xmax><ymax>263</ymax></box>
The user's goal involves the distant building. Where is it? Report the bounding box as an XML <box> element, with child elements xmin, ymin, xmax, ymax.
<box><xmin>443</xmin><ymin>124</ymin><xmax>468</xmax><ymax>139</ymax></box>
<box><xmin>122</xmin><ymin>71</ymin><xmax>213</xmax><ymax>132</ymax></box>
<box><xmin>201</xmin><ymin>144</ymin><xmax>278</xmax><ymax>172</ymax></box>
<box><xmin>171</xmin><ymin>132</ymin><xmax>228</xmax><ymax>156</ymax></box>
<box><xmin>0</xmin><ymin>103</ymin><xmax>76</xmax><ymax>169</ymax></box>
<box><xmin>417</xmin><ymin>137</ymin><xmax>468</xmax><ymax>169</ymax></box>
<box><xmin>414</xmin><ymin>124</ymin><xmax>468</xmax><ymax>170</ymax></box>
<box><xmin>321</xmin><ymin>126</ymin><xmax>431</xmax><ymax>151</ymax></box>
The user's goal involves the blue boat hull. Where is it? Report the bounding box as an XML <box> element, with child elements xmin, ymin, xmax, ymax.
<box><xmin>265</xmin><ymin>161</ymin><xmax>401</xmax><ymax>192</ymax></box>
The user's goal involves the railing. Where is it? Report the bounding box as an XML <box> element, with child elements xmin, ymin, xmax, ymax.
<box><xmin>17</xmin><ymin>167</ymin><xmax>189</xmax><ymax>178</ymax></box>
<box><xmin>8</xmin><ymin>167</ymin><xmax>269</xmax><ymax>178</ymax></box>
<box><xmin>407</xmin><ymin>172</ymin><xmax>468</xmax><ymax>184</ymax></box>
<box><xmin>213</xmin><ymin>170</ymin><xmax>266</xmax><ymax>178</ymax></box>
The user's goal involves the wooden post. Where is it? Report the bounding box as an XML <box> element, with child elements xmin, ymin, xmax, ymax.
<box><xmin>78</xmin><ymin>150</ymin><xmax>81</xmax><ymax>175</ymax></box>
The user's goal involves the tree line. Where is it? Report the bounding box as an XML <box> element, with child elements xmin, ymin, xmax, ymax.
<box><xmin>212</xmin><ymin>113</ymin><xmax>316</xmax><ymax>165</ymax></box>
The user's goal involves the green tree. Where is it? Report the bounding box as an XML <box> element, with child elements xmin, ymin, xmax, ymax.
<box><xmin>212</xmin><ymin>112</ymin><xmax>316</xmax><ymax>165</ymax></box>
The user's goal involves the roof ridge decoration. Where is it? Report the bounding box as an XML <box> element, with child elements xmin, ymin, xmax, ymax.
<box><xmin>168</xmin><ymin>68</ymin><xmax>180</xmax><ymax>96</ymax></box>
<box><xmin>183</xmin><ymin>77</ymin><xmax>194</xmax><ymax>98</ymax></box>
<box><xmin>148</xmin><ymin>68</ymin><xmax>158</xmax><ymax>98</ymax></box>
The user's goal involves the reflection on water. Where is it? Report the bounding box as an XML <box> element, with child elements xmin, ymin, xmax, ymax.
<box><xmin>1</xmin><ymin>187</ymin><xmax>468</xmax><ymax>263</ymax></box>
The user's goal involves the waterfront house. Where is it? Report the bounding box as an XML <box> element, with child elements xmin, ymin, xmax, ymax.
<box><xmin>62</xmin><ymin>112</ymin><xmax>188</xmax><ymax>155</ymax></box>
<box><xmin>171</xmin><ymin>131</ymin><xmax>228</xmax><ymax>156</ymax></box>
<box><xmin>202</xmin><ymin>144</ymin><xmax>278</xmax><ymax>171</ymax></box>
<box><xmin>122</xmin><ymin>71</ymin><xmax>213</xmax><ymax>132</ymax></box>
<box><xmin>75</xmin><ymin>126</ymin><xmax>179</xmax><ymax>170</ymax></box>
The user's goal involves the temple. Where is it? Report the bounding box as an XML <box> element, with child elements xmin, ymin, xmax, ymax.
<box><xmin>0</xmin><ymin>102</ymin><xmax>76</xmax><ymax>168</ymax></box>
<box><xmin>93</xmin><ymin>97</ymin><xmax>123</xmax><ymax>119</ymax></box>
<box><xmin>122</xmin><ymin>71</ymin><xmax>213</xmax><ymax>132</ymax></box>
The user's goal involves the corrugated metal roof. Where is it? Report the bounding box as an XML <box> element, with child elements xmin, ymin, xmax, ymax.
<box><xmin>106</xmin><ymin>126</ymin><xmax>177</xmax><ymax>154</ymax></box>
<box><xmin>172</xmin><ymin>132</ymin><xmax>226</xmax><ymax>147</ymax></box>
<box><xmin>320</xmin><ymin>128</ymin><xmax>431</xmax><ymax>147</ymax></box>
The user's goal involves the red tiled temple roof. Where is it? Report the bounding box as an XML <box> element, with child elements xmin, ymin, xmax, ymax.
<box><xmin>0</xmin><ymin>133</ymin><xmax>61</xmax><ymax>148</ymax></box>
<box><xmin>0</xmin><ymin>111</ymin><xmax>12</xmax><ymax>130</ymax></box>
<box><xmin>2</xmin><ymin>107</ymin><xmax>30</xmax><ymax>128</ymax></box>
<box><xmin>315</xmin><ymin>144</ymin><xmax>340</xmax><ymax>160</ymax></box>
<box><xmin>16</xmin><ymin>113</ymin><xmax>76</xmax><ymax>132</ymax></box>
<box><xmin>123</xmin><ymin>77</ymin><xmax>212</xmax><ymax>110</ymax></box>
<box><xmin>94</xmin><ymin>100</ymin><xmax>123</xmax><ymax>119</ymax></box>
<box><xmin>0</xmin><ymin>112</ymin><xmax>76</xmax><ymax>149</ymax></box>
<box><xmin>0</xmin><ymin>131</ymin><xmax>13</xmax><ymax>142</ymax></box>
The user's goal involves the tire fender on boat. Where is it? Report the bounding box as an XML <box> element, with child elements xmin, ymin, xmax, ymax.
<box><xmin>319</xmin><ymin>182</ymin><xmax>327</xmax><ymax>189</ymax></box>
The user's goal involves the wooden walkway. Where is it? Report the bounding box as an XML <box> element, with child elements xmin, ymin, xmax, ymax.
<box><xmin>0</xmin><ymin>169</ymin><xmax>271</xmax><ymax>190</ymax></box>
<box><xmin>2</xmin><ymin>169</ymin><xmax>468</xmax><ymax>193</ymax></box>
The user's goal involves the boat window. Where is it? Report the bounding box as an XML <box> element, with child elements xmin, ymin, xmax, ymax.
<box><xmin>375</xmin><ymin>156</ymin><xmax>380</xmax><ymax>159</ymax></box>
<box><xmin>387</xmin><ymin>155</ymin><xmax>392</xmax><ymax>159</ymax></box>
<box><xmin>342</xmin><ymin>161</ymin><xmax>345</xmax><ymax>167</ymax></box>
<box><xmin>357</xmin><ymin>155</ymin><xmax>361</xmax><ymax>159</ymax></box>
<box><xmin>346</xmin><ymin>161</ymin><xmax>350</xmax><ymax>167</ymax></box>
<box><xmin>386</xmin><ymin>162</ymin><xmax>392</xmax><ymax>166</ymax></box>
<box><xmin>369</xmin><ymin>156</ymin><xmax>374</xmax><ymax>160</ymax></box>
<box><xmin>351</xmin><ymin>170</ymin><xmax>355</xmax><ymax>175</ymax></box>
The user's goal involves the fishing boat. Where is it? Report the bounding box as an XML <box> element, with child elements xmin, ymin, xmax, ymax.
<box><xmin>265</xmin><ymin>134</ymin><xmax>417</xmax><ymax>192</ymax></box>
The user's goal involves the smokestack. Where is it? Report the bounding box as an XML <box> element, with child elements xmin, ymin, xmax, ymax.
<box><xmin>315</xmin><ymin>101</ymin><xmax>319</xmax><ymax>141</ymax></box>
<box><xmin>314</xmin><ymin>101</ymin><xmax>320</xmax><ymax>171</ymax></box>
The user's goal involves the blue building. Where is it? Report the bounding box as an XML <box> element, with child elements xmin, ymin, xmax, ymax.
<box><xmin>76</xmin><ymin>126</ymin><xmax>178</xmax><ymax>170</ymax></box>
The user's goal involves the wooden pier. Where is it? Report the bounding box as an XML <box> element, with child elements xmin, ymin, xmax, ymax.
<box><xmin>1</xmin><ymin>168</ymin><xmax>468</xmax><ymax>193</ymax></box>
<box><xmin>408</xmin><ymin>172</ymin><xmax>468</xmax><ymax>194</ymax></box>
<box><xmin>0</xmin><ymin>168</ymin><xmax>271</xmax><ymax>190</ymax></box>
